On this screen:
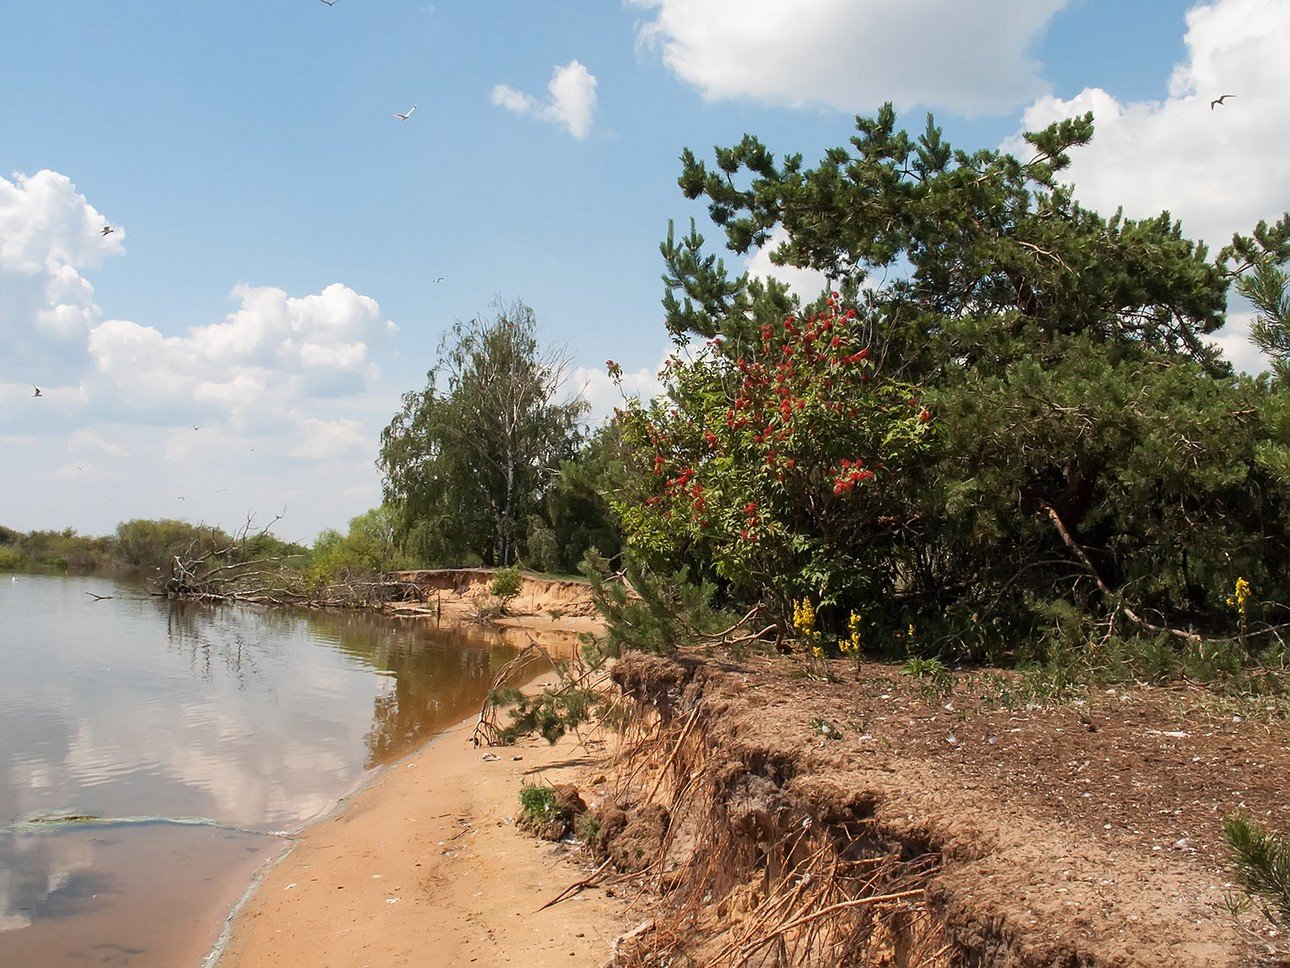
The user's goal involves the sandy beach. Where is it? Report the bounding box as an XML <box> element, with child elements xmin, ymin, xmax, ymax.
<box><xmin>216</xmin><ymin>620</ymin><xmax>629</xmax><ymax>968</ymax></box>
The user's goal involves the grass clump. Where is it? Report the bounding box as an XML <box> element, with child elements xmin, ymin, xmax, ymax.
<box><xmin>518</xmin><ymin>783</ymin><xmax>561</xmax><ymax>826</ymax></box>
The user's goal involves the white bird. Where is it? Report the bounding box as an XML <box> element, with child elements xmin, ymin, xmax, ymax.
<box><xmin>32</xmin><ymin>385</ymin><xmax>43</xmax><ymax>398</ymax></box>
<box><xmin>1210</xmin><ymin>94</ymin><xmax>1235</xmax><ymax>110</ymax></box>
<box><xmin>101</xmin><ymin>225</ymin><xmax>114</xmax><ymax>237</ymax></box>
<box><xmin>434</xmin><ymin>276</ymin><xmax>444</xmax><ymax>284</ymax></box>
<box><xmin>319</xmin><ymin>0</ymin><xmax>337</xmax><ymax>5</ymax></box>
<box><xmin>392</xmin><ymin>104</ymin><xmax>417</xmax><ymax>121</ymax></box>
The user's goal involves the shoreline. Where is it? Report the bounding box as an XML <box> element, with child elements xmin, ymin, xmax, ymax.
<box><xmin>213</xmin><ymin>598</ymin><xmax>627</xmax><ymax>967</ymax></box>
<box><xmin>202</xmin><ymin>717</ymin><xmax>472</xmax><ymax>968</ymax></box>
<box><xmin>213</xmin><ymin>706</ymin><xmax>627</xmax><ymax>967</ymax></box>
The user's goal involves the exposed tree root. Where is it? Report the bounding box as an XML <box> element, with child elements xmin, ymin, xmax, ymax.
<box><xmin>589</xmin><ymin>659</ymin><xmax>949</xmax><ymax>968</ymax></box>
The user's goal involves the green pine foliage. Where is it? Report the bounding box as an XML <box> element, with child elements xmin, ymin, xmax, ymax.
<box><xmin>607</xmin><ymin>105</ymin><xmax>1289</xmax><ymax>657</ymax></box>
<box><xmin>1224</xmin><ymin>814</ymin><xmax>1290</xmax><ymax>928</ymax></box>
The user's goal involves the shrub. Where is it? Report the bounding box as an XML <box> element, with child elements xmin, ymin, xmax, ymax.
<box><xmin>490</xmin><ymin>566</ymin><xmax>523</xmax><ymax>606</ymax></box>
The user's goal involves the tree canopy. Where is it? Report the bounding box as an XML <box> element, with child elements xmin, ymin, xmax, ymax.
<box><xmin>379</xmin><ymin>300</ymin><xmax>588</xmax><ymax>567</ymax></box>
<box><xmin>614</xmin><ymin>105</ymin><xmax>1290</xmax><ymax>658</ymax></box>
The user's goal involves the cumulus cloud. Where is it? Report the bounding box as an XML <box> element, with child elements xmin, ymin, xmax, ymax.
<box><xmin>285</xmin><ymin>415</ymin><xmax>369</xmax><ymax>461</ymax></box>
<box><xmin>86</xmin><ymin>282</ymin><xmax>396</xmax><ymax>428</ymax></box>
<box><xmin>0</xmin><ymin>167</ymin><xmax>406</xmax><ymax>541</ymax></box>
<box><xmin>0</xmin><ymin>170</ymin><xmax>121</xmax><ymax>371</ymax></box>
<box><xmin>628</xmin><ymin>0</ymin><xmax>1066</xmax><ymax>115</ymax></box>
<box><xmin>1209</xmin><ymin>311</ymin><xmax>1273</xmax><ymax>375</ymax></box>
<box><xmin>1006</xmin><ymin>0</ymin><xmax>1290</xmax><ymax>249</ymax></box>
<box><xmin>573</xmin><ymin>358</ymin><xmax>666</xmax><ymax>426</ymax></box>
<box><xmin>491</xmin><ymin>60</ymin><xmax>598</xmax><ymax>139</ymax></box>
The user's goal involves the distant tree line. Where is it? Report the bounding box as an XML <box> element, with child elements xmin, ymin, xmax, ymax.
<box><xmin>0</xmin><ymin>519</ymin><xmax>307</xmax><ymax>575</ymax></box>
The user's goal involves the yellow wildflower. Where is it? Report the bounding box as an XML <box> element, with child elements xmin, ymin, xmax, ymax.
<box><xmin>1225</xmin><ymin>577</ymin><xmax>1251</xmax><ymax>617</ymax></box>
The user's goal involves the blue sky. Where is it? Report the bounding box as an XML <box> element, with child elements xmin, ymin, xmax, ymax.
<box><xmin>2</xmin><ymin>0</ymin><xmax>1286</xmax><ymax>542</ymax></box>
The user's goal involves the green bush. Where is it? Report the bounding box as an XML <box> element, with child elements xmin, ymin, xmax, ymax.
<box><xmin>0</xmin><ymin>547</ymin><xmax>27</xmax><ymax>570</ymax></box>
<box><xmin>490</xmin><ymin>566</ymin><xmax>523</xmax><ymax>604</ymax></box>
<box><xmin>518</xmin><ymin>783</ymin><xmax>560</xmax><ymax>824</ymax></box>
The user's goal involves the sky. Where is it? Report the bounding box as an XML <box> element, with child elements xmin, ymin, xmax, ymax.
<box><xmin>2</xmin><ymin>0</ymin><xmax>1287</xmax><ymax>543</ymax></box>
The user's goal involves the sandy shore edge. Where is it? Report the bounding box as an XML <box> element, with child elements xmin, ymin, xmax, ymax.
<box><xmin>213</xmin><ymin>682</ymin><xmax>629</xmax><ymax>967</ymax></box>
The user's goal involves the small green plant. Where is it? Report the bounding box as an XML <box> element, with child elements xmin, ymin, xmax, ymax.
<box><xmin>902</xmin><ymin>655</ymin><xmax>952</xmax><ymax>699</ymax></box>
<box><xmin>575</xmin><ymin>811</ymin><xmax>601</xmax><ymax>844</ymax></box>
<box><xmin>1224</xmin><ymin>813</ymin><xmax>1290</xmax><ymax>930</ymax></box>
<box><xmin>490</xmin><ymin>566</ymin><xmax>523</xmax><ymax>607</ymax></box>
<box><xmin>518</xmin><ymin>783</ymin><xmax>560</xmax><ymax>825</ymax></box>
<box><xmin>580</xmin><ymin>551</ymin><xmax>733</xmax><ymax>656</ymax></box>
<box><xmin>491</xmin><ymin>680</ymin><xmax>603</xmax><ymax>745</ymax></box>
<box><xmin>809</xmin><ymin>717</ymin><xmax>843</xmax><ymax>740</ymax></box>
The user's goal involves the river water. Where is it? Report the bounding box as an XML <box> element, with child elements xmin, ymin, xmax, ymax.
<box><xmin>0</xmin><ymin>572</ymin><xmax>517</xmax><ymax>966</ymax></box>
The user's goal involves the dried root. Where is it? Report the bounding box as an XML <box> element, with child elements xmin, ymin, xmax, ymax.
<box><xmin>595</xmin><ymin>678</ymin><xmax>949</xmax><ymax>968</ymax></box>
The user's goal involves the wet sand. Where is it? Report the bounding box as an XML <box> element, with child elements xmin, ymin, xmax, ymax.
<box><xmin>216</xmin><ymin>700</ymin><xmax>628</xmax><ymax>967</ymax></box>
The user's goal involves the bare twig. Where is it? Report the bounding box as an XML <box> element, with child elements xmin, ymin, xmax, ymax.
<box><xmin>535</xmin><ymin>857</ymin><xmax>613</xmax><ymax>912</ymax></box>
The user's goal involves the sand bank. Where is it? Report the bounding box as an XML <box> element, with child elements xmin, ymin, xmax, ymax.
<box><xmin>216</xmin><ymin>706</ymin><xmax>627</xmax><ymax>967</ymax></box>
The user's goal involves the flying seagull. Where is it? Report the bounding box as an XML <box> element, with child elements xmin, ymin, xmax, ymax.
<box><xmin>319</xmin><ymin>0</ymin><xmax>337</xmax><ymax>5</ymax></box>
<box><xmin>433</xmin><ymin>276</ymin><xmax>444</xmax><ymax>283</ymax></box>
<box><xmin>101</xmin><ymin>226</ymin><xmax>115</xmax><ymax>236</ymax></box>
<box><xmin>392</xmin><ymin>104</ymin><xmax>417</xmax><ymax>121</ymax></box>
<box><xmin>32</xmin><ymin>385</ymin><xmax>43</xmax><ymax>397</ymax></box>
<box><xmin>1210</xmin><ymin>94</ymin><xmax>1235</xmax><ymax>109</ymax></box>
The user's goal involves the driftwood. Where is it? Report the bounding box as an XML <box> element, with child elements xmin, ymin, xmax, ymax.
<box><xmin>160</xmin><ymin>514</ymin><xmax>420</xmax><ymax>609</ymax></box>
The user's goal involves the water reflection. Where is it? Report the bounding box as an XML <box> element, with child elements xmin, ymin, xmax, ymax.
<box><xmin>0</xmin><ymin>573</ymin><xmax>518</xmax><ymax>965</ymax></box>
<box><xmin>0</xmin><ymin>827</ymin><xmax>98</xmax><ymax>933</ymax></box>
<box><xmin>0</xmin><ymin>823</ymin><xmax>278</xmax><ymax>968</ymax></box>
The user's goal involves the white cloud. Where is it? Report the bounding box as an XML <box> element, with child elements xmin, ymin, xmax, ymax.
<box><xmin>744</xmin><ymin>227</ymin><xmax>830</xmax><ymax>304</ymax></box>
<box><xmin>629</xmin><ymin>0</ymin><xmax>1066</xmax><ymax>115</ymax></box>
<box><xmin>68</xmin><ymin>429</ymin><xmax>128</xmax><ymax>459</ymax></box>
<box><xmin>0</xmin><ymin>168</ymin><xmax>404</xmax><ymax>542</ymax></box>
<box><xmin>0</xmin><ymin>170</ymin><xmax>121</xmax><ymax>371</ymax></box>
<box><xmin>1007</xmin><ymin>0</ymin><xmax>1290</xmax><ymax>250</ymax></box>
<box><xmin>86</xmin><ymin>282</ymin><xmax>396</xmax><ymax>428</ymax></box>
<box><xmin>491</xmin><ymin>60</ymin><xmax>598</xmax><ymax>139</ymax></box>
<box><xmin>1209</xmin><ymin>311</ymin><xmax>1273</xmax><ymax>375</ymax></box>
<box><xmin>285</xmin><ymin>415</ymin><xmax>369</xmax><ymax>461</ymax></box>
<box><xmin>573</xmin><ymin>358</ymin><xmax>665</xmax><ymax>426</ymax></box>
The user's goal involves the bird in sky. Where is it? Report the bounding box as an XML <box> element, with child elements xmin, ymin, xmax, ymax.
<box><xmin>193</xmin><ymin>425</ymin><xmax>204</xmax><ymax>431</ymax></box>
<box><xmin>433</xmin><ymin>276</ymin><xmax>444</xmax><ymax>283</ymax></box>
<box><xmin>101</xmin><ymin>225</ymin><xmax>114</xmax><ymax>236</ymax></box>
<box><xmin>319</xmin><ymin>0</ymin><xmax>337</xmax><ymax>5</ymax></box>
<box><xmin>32</xmin><ymin>385</ymin><xmax>43</xmax><ymax>397</ymax></box>
<box><xmin>1210</xmin><ymin>94</ymin><xmax>1235</xmax><ymax>109</ymax></box>
<box><xmin>392</xmin><ymin>105</ymin><xmax>417</xmax><ymax>121</ymax></box>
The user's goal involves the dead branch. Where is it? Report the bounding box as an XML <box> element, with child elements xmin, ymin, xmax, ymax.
<box><xmin>1041</xmin><ymin>502</ymin><xmax>1207</xmax><ymax>644</ymax></box>
<box><xmin>642</xmin><ymin>703</ymin><xmax>701</xmax><ymax>805</ymax></box>
<box><xmin>535</xmin><ymin>857</ymin><xmax>614</xmax><ymax>912</ymax></box>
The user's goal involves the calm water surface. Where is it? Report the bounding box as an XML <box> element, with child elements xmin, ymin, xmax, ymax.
<box><xmin>0</xmin><ymin>572</ymin><xmax>517</xmax><ymax>966</ymax></box>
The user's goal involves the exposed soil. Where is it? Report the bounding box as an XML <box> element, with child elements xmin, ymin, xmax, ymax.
<box><xmin>599</xmin><ymin>653</ymin><xmax>1290</xmax><ymax>966</ymax></box>
<box><xmin>385</xmin><ymin>568</ymin><xmax>604</xmax><ymax>653</ymax></box>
